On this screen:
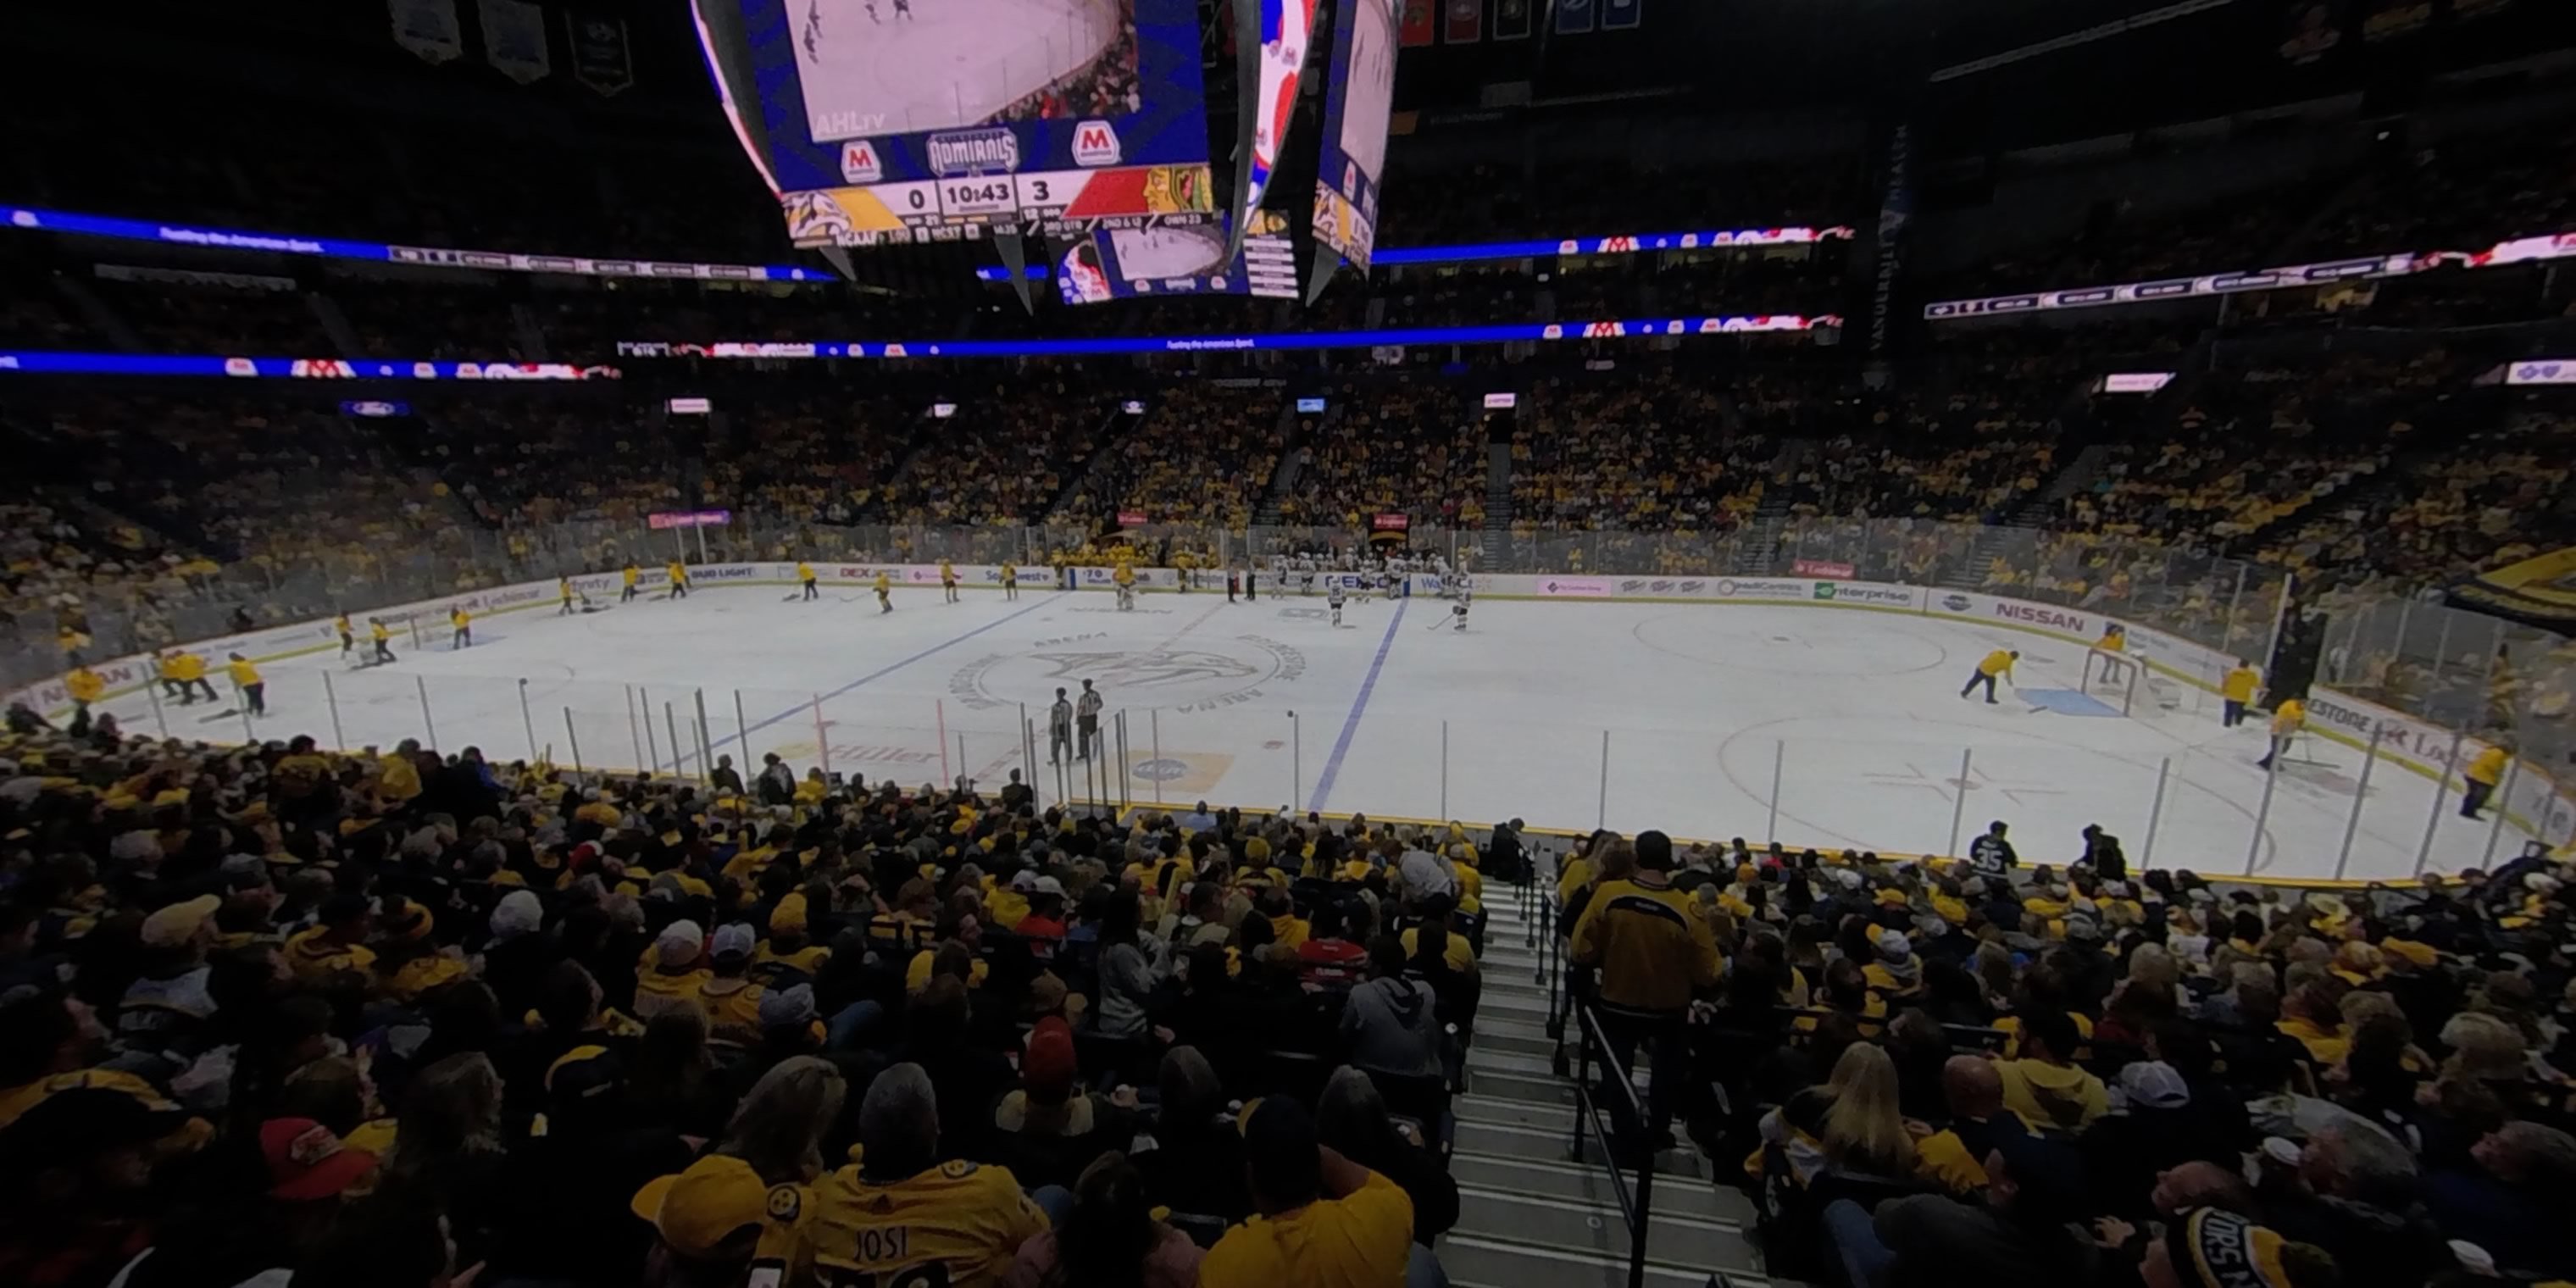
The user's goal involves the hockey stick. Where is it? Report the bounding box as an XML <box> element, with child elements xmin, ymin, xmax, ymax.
<box><xmin>197</xmin><ymin>708</ymin><xmax>243</xmax><ymax>724</ymax></box>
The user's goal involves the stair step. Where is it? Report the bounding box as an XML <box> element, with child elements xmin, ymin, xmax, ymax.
<box><xmin>1463</xmin><ymin>1068</ymin><xmax>1575</xmax><ymax>1106</ymax></box>
<box><xmin>1451</xmin><ymin>1149</ymin><xmax>1754</xmax><ymax>1224</ymax></box>
<box><xmin>1467</xmin><ymin>1047</ymin><xmax>1557</xmax><ymax>1078</ymax></box>
<box><xmin>1437</xmin><ymin>1232</ymin><xmax>1764</xmax><ymax>1288</ymax></box>
<box><xmin>1479</xmin><ymin>992</ymin><xmax>1551</xmax><ymax>1022</ymax></box>
<box><xmin>1454</xmin><ymin>1185</ymin><xmax>1758</xmax><ymax>1272</ymax></box>
<box><xmin>1481</xmin><ymin>978</ymin><xmax>1549</xmax><ymax>1002</ymax></box>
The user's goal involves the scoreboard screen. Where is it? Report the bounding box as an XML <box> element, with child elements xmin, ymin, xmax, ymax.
<box><xmin>1313</xmin><ymin>0</ymin><xmax>1396</xmax><ymax>269</ymax></box>
<box><xmin>699</xmin><ymin>0</ymin><xmax>1218</xmax><ymax>247</ymax></box>
<box><xmin>1056</xmin><ymin>209</ymin><xmax>1298</xmax><ymax>303</ymax></box>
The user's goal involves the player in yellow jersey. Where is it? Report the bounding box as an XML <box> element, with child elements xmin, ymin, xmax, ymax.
<box><xmin>999</xmin><ymin>561</ymin><xmax>1018</xmax><ymax>601</ymax></box>
<box><xmin>2094</xmin><ymin>625</ymin><xmax>2129</xmax><ymax>684</ymax></box>
<box><xmin>369</xmin><ymin>618</ymin><xmax>395</xmax><ymax>665</ymax></box>
<box><xmin>450</xmin><ymin>604</ymin><xmax>473</xmax><ymax>649</ymax></box>
<box><xmin>558</xmin><ymin>575</ymin><xmax>578</xmax><ymax>615</ymax></box>
<box><xmin>2257</xmin><ymin>695</ymin><xmax>2305</xmax><ymax>770</ymax></box>
<box><xmin>874</xmin><ymin>570</ymin><xmax>893</xmax><ymax>614</ymax></box>
<box><xmin>335</xmin><ymin>612</ymin><xmax>355</xmax><ymax>657</ymax></box>
<box><xmin>226</xmin><ymin>653</ymin><xmax>266</xmax><ymax>716</ymax></box>
<box><xmin>2222</xmin><ymin>658</ymin><xmax>2261</xmax><ymax>728</ymax></box>
<box><xmin>940</xmin><ymin>559</ymin><xmax>958</xmax><ymax>603</ymax></box>
<box><xmin>750</xmin><ymin>1063</ymin><xmax>1047</xmax><ymax>1288</ymax></box>
<box><xmin>622</xmin><ymin>562</ymin><xmax>641</xmax><ymax>602</ymax></box>
<box><xmin>1960</xmin><ymin>649</ymin><xmax>2018</xmax><ymax>704</ymax></box>
<box><xmin>667</xmin><ymin>560</ymin><xmax>691</xmax><ymax>599</ymax></box>
<box><xmin>797</xmin><ymin>560</ymin><xmax>818</xmax><ymax>601</ymax></box>
<box><xmin>1112</xmin><ymin>561</ymin><xmax>1135</xmax><ymax>612</ymax></box>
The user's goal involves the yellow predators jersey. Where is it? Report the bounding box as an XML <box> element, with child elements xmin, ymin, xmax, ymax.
<box><xmin>940</xmin><ymin>562</ymin><xmax>956</xmax><ymax>583</ymax></box>
<box><xmin>1570</xmin><ymin>877</ymin><xmax>1719</xmax><ymax>1013</ymax></box>
<box><xmin>2223</xmin><ymin>666</ymin><xmax>2259</xmax><ymax>702</ymax></box>
<box><xmin>758</xmin><ymin>1160</ymin><xmax>1048</xmax><ymax>1288</ymax></box>
<box><xmin>1977</xmin><ymin>650</ymin><xmax>2016</xmax><ymax>678</ymax></box>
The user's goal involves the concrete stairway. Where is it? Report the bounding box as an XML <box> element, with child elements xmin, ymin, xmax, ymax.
<box><xmin>1445</xmin><ymin>892</ymin><xmax>1781</xmax><ymax>1288</ymax></box>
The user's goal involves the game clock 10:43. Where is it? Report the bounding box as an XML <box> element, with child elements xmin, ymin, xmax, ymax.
<box><xmin>941</xmin><ymin>178</ymin><xmax>1019</xmax><ymax>218</ymax></box>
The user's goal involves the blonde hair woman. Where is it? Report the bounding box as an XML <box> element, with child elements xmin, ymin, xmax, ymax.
<box><xmin>720</xmin><ymin>1056</ymin><xmax>848</xmax><ymax>1185</ymax></box>
<box><xmin>1818</xmin><ymin>1044</ymin><xmax>1916</xmax><ymax>1179</ymax></box>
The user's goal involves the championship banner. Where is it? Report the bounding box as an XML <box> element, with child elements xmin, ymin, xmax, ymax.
<box><xmin>568</xmin><ymin>13</ymin><xmax>633</xmax><ymax>95</ymax></box>
<box><xmin>478</xmin><ymin>0</ymin><xmax>551</xmax><ymax>84</ymax></box>
<box><xmin>1493</xmin><ymin>0</ymin><xmax>1531</xmax><ymax>38</ymax></box>
<box><xmin>2362</xmin><ymin>0</ymin><xmax>2431</xmax><ymax>39</ymax></box>
<box><xmin>2279</xmin><ymin>0</ymin><xmax>2346</xmax><ymax>64</ymax></box>
<box><xmin>1602</xmin><ymin>0</ymin><xmax>1641</xmax><ymax>29</ymax></box>
<box><xmin>1866</xmin><ymin>121</ymin><xmax>1913</xmax><ymax>358</ymax></box>
<box><xmin>1445</xmin><ymin>0</ymin><xmax>1482</xmax><ymax>42</ymax></box>
<box><xmin>1401</xmin><ymin>0</ymin><xmax>1438</xmax><ymax>45</ymax></box>
<box><xmin>1555</xmin><ymin>0</ymin><xmax>1596</xmax><ymax>35</ymax></box>
<box><xmin>389</xmin><ymin>0</ymin><xmax>463</xmax><ymax>64</ymax></box>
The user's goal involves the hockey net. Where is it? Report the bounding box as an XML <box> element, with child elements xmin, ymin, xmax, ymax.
<box><xmin>2080</xmin><ymin>647</ymin><xmax>2201</xmax><ymax>722</ymax></box>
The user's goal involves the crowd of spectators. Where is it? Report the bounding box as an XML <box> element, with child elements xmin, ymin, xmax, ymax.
<box><xmin>0</xmin><ymin>705</ymin><xmax>1495</xmax><ymax>1288</ymax></box>
<box><xmin>1061</xmin><ymin>386</ymin><xmax>1285</xmax><ymax>529</ymax></box>
<box><xmin>1508</xmin><ymin>373</ymin><xmax>1766</xmax><ymax>531</ymax></box>
<box><xmin>1557</xmin><ymin>822</ymin><xmax>2576</xmax><ymax>1288</ymax></box>
<box><xmin>1280</xmin><ymin>386</ymin><xmax>1485</xmax><ymax>528</ymax></box>
<box><xmin>871</xmin><ymin>382</ymin><xmax>1115</xmax><ymax>527</ymax></box>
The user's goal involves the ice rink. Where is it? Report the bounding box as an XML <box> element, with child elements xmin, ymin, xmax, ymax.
<box><xmin>798</xmin><ymin>0</ymin><xmax>1123</xmax><ymax>138</ymax></box>
<box><xmin>109</xmin><ymin>584</ymin><xmax>2548</xmax><ymax>883</ymax></box>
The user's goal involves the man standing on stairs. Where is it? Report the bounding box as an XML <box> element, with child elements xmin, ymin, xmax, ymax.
<box><xmin>1198</xmin><ymin>1096</ymin><xmax>1438</xmax><ymax>1288</ymax></box>
<box><xmin>1569</xmin><ymin>829</ymin><xmax>1719</xmax><ymax>1148</ymax></box>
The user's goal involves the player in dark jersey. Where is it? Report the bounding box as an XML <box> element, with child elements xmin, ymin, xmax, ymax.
<box><xmin>803</xmin><ymin>0</ymin><xmax>824</xmax><ymax>57</ymax></box>
<box><xmin>893</xmin><ymin>0</ymin><xmax>912</xmax><ymax>17</ymax></box>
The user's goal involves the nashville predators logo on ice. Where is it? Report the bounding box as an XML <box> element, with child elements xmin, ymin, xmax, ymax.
<box><xmin>947</xmin><ymin>636</ymin><xmax>1306</xmax><ymax>713</ymax></box>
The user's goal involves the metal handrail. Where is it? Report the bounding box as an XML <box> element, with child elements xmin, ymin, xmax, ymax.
<box><xmin>1569</xmin><ymin>997</ymin><xmax>1657</xmax><ymax>1288</ymax></box>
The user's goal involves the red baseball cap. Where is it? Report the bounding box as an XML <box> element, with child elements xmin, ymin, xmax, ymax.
<box><xmin>259</xmin><ymin>1118</ymin><xmax>378</xmax><ymax>1201</ymax></box>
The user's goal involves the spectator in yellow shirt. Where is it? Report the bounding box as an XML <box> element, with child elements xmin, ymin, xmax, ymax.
<box><xmin>1198</xmin><ymin>1096</ymin><xmax>1421</xmax><ymax>1288</ymax></box>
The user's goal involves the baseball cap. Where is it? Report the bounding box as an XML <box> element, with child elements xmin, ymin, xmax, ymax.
<box><xmin>768</xmin><ymin>893</ymin><xmax>810</xmax><ymax>935</ymax></box>
<box><xmin>259</xmin><ymin>1117</ymin><xmax>379</xmax><ymax>1201</ymax></box>
<box><xmin>1010</xmin><ymin>869</ymin><xmax>1040</xmax><ymax>893</ymax></box>
<box><xmin>2118</xmin><ymin>1060</ymin><xmax>2191</xmax><ymax>1111</ymax></box>
<box><xmin>1032</xmin><ymin>874</ymin><xmax>1066</xmax><ymax>898</ymax></box>
<box><xmin>758</xmin><ymin>984</ymin><xmax>818</xmax><ymax>1030</ymax></box>
<box><xmin>1023</xmin><ymin>1017</ymin><xmax>1079</xmax><ymax>1102</ymax></box>
<box><xmin>140</xmin><ymin>895</ymin><xmax>221</xmax><ymax>948</ymax></box>
<box><xmin>709</xmin><ymin>923</ymin><xmax>757</xmax><ymax>962</ymax></box>
<box><xmin>630</xmin><ymin>1155</ymin><xmax>772</xmax><ymax>1259</ymax></box>
<box><xmin>656</xmin><ymin>921</ymin><xmax>705</xmax><ymax>969</ymax></box>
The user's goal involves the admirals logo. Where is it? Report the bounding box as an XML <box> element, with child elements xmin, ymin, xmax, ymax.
<box><xmin>948</xmin><ymin>635</ymin><xmax>1305</xmax><ymax>714</ymax></box>
<box><xmin>927</xmin><ymin>129</ymin><xmax>1021</xmax><ymax>175</ymax></box>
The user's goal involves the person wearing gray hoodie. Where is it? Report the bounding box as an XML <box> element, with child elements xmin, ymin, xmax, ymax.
<box><xmin>1341</xmin><ymin>936</ymin><xmax>1442</xmax><ymax>1078</ymax></box>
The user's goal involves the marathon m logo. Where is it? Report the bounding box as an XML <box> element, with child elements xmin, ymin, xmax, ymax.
<box><xmin>927</xmin><ymin>129</ymin><xmax>1022</xmax><ymax>175</ymax></box>
<box><xmin>1072</xmin><ymin>120</ymin><xmax>1122</xmax><ymax>166</ymax></box>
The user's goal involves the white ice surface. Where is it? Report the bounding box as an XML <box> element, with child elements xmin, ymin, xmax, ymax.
<box><xmin>105</xmin><ymin>586</ymin><xmax>2541</xmax><ymax>882</ymax></box>
<box><xmin>800</xmin><ymin>0</ymin><xmax>1116</xmax><ymax>138</ymax></box>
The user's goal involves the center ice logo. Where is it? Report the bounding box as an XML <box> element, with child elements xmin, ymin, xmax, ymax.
<box><xmin>947</xmin><ymin>636</ymin><xmax>1306</xmax><ymax>713</ymax></box>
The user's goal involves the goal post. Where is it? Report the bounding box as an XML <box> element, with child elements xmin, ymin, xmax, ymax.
<box><xmin>2081</xmin><ymin>647</ymin><xmax>2178</xmax><ymax>718</ymax></box>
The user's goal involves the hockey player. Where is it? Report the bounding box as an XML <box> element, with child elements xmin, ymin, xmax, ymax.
<box><xmin>1328</xmin><ymin>580</ymin><xmax>1346</xmax><ymax>628</ymax></box>
<box><xmin>64</xmin><ymin>663</ymin><xmax>103</xmax><ymax>731</ymax></box>
<box><xmin>1960</xmin><ymin>650</ymin><xmax>2017</xmax><ymax>703</ymax></box>
<box><xmin>336</xmin><ymin>612</ymin><xmax>356</xmax><ymax>657</ymax></box>
<box><xmin>874</xmin><ymin>570</ymin><xmax>893</xmax><ymax>613</ymax></box>
<box><xmin>369</xmin><ymin>619</ymin><xmax>395</xmax><ymax>665</ymax></box>
<box><xmin>558</xmin><ymin>577</ymin><xmax>578</xmax><ymax>615</ymax></box>
<box><xmin>1452</xmin><ymin>577</ymin><xmax>1472</xmax><ymax>632</ymax></box>
<box><xmin>1113</xmin><ymin>561</ymin><xmax>1136</xmax><ymax>611</ymax></box>
<box><xmin>941</xmin><ymin>559</ymin><xmax>960</xmax><ymax>603</ymax></box>
<box><xmin>2256</xmin><ymin>696</ymin><xmax>2305</xmax><ymax>770</ymax></box>
<box><xmin>169</xmin><ymin>649</ymin><xmax>217</xmax><ymax>703</ymax></box>
<box><xmin>666</xmin><ymin>560</ymin><xmax>691</xmax><ymax>599</ymax></box>
<box><xmin>1001</xmin><ymin>561</ymin><xmax>1019</xmax><ymax>601</ymax></box>
<box><xmin>621</xmin><ymin>563</ymin><xmax>640</xmax><ymax>602</ymax></box>
<box><xmin>893</xmin><ymin>0</ymin><xmax>912</xmax><ymax>19</ymax></box>
<box><xmin>450</xmin><ymin>605</ymin><xmax>473</xmax><ymax>650</ymax></box>
<box><xmin>803</xmin><ymin>0</ymin><xmax>824</xmax><ymax>58</ymax></box>
<box><xmin>798</xmin><ymin>561</ymin><xmax>819</xmax><ymax>601</ymax></box>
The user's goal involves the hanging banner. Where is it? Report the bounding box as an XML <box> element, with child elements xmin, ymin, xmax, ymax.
<box><xmin>567</xmin><ymin>12</ymin><xmax>633</xmax><ymax>95</ymax></box>
<box><xmin>1494</xmin><ymin>0</ymin><xmax>1532</xmax><ymax>37</ymax></box>
<box><xmin>1401</xmin><ymin>0</ymin><xmax>1438</xmax><ymax>45</ymax></box>
<box><xmin>1867</xmin><ymin>121</ymin><xmax>1913</xmax><ymax>358</ymax></box>
<box><xmin>1602</xmin><ymin>0</ymin><xmax>1641</xmax><ymax>28</ymax></box>
<box><xmin>388</xmin><ymin>0</ymin><xmax>464</xmax><ymax>64</ymax></box>
<box><xmin>1239</xmin><ymin>0</ymin><xmax>1320</xmax><ymax>223</ymax></box>
<box><xmin>2279</xmin><ymin>0</ymin><xmax>2346</xmax><ymax>64</ymax></box>
<box><xmin>1445</xmin><ymin>0</ymin><xmax>1483</xmax><ymax>42</ymax></box>
<box><xmin>1556</xmin><ymin>0</ymin><xmax>1596</xmax><ymax>35</ymax></box>
<box><xmin>2361</xmin><ymin>0</ymin><xmax>2431</xmax><ymax>39</ymax></box>
<box><xmin>479</xmin><ymin>0</ymin><xmax>551</xmax><ymax>83</ymax></box>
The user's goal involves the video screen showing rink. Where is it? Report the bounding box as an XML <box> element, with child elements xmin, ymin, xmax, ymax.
<box><xmin>795</xmin><ymin>0</ymin><xmax>1135</xmax><ymax>137</ymax></box>
<box><xmin>73</xmin><ymin>571</ymin><xmax>2564</xmax><ymax>883</ymax></box>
